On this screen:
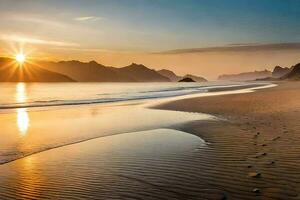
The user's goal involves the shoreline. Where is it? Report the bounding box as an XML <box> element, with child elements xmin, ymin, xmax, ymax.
<box><xmin>0</xmin><ymin>81</ymin><xmax>271</xmax><ymax>112</ymax></box>
<box><xmin>154</xmin><ymin>81</ymin><xmax>300</xmax><ymax>199</ymax></box>
<box><xmin>146</xmin><ymin>82</ymin><xmax>276</xmax><ymax>108</ymax></box>
<box><xmin>0</xmin><ymin>82</ymin><xmax>273</xmax><ymax>165</ymax></box>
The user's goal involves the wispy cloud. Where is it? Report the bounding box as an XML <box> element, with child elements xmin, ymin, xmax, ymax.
<box><xmin>158</xmin><ymin>43</ymin><xmax>300</xmax><ymax>54</ymax></box>
<box><xmin>52</xmin><ymin>47</ymin><xmax>134</xmax><ymax>54</ymax></box>
<box><xmin>74</xmin><ymin>16</ymin><xmax>102</xmax><ymax>21</ymax></box>
<box><xmin>0</xmin><ymin>34</ymin><xmax>79</xmax><ymax>47</ymax></box>
<box><xmin>53</xmin><ymin>47</ymin><xmax>110</xmax><ymax>52</ymax></box>
<box><xmin>8</xmin><ymin>15</ymin><xmax>65</xmax><ymax>28</ymax></box>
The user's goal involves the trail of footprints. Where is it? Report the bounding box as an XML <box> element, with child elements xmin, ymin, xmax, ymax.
<box><xmin>246</xmin><ymin>126</ymin><xmax>284</xmax><ymax>196</ymax></box>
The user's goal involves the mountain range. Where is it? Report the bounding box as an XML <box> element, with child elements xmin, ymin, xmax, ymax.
<box><xmin>40</xmin><ymin>61</ymin><xmax>171</xmax><ymax>82</ymax></box>
<box><xmin>157</xmin><ymin>69</ymin><xmax>207</xmax><ymax>82</ymax></box>
<box><xmin>218</xmin><ymin>70</ymin><xmax>272</xmax><ymax>81</ymax></box>
<box><xmin>1</xmin><ymin>56</ymin><xmax>299</xmax><ymax>82</ymax></box>
<box><xmin>0</xmin><ymin>57</ymin><xmax>206</xmax><ymax>82</ymax></box>
<box><xmin>272</xmin><ymin>66</ymin><xmax>291</xmax><ymax>78</ymax></box>
<box><xmin>281</xmin><ymin>63</ymin><xmax>300</xmax><ymax>80</ymax></box>
<box><xmin>218</xmin><ymin>63</ymin><xmax>300</xmax><ymax>81</ymax></box>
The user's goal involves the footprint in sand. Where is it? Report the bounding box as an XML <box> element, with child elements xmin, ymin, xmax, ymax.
<box><xmin>255</xmin><ymin>152</ymin><xmax>267</xmax><ymax>158</ymax></box>
<box><xmin>248</xmin><ymin>172</ymin><xmax>262</xmax><ymax>178</ymax></box>
<box><xmin>247</xmin><ymin>165</ymin><xmax>253</xmax><ymax>168</ymax></box>
<box><xmin>253</xmin><ymin>132</ymin><xmax>260</xmax><ymax>139</ymax></box>
<box><xmin>252</xmin><ymin>188</ymin><xmax>260</xmax><ymax>194</ymax></box>
<box><xmin>267</xmin><ymin>161</ymin><xmax>276</xmax><ymax>165</ymax></box>
<box><xmin>272</xmin><ymin>136</ymin><xmax>281</xmax><ymax>141</ymax></box>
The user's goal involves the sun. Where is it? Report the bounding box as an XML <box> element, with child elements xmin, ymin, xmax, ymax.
<box><xmin>16</xmin><ymin>53</ymin><xmax>26</xmax><ymax>64</ymax></box>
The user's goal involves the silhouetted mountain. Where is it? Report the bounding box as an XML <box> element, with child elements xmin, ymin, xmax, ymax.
<box><xmin>40</xmin><ymin>61</ymin><xmax>170</xmax><ymax>82</ymax></box>
<box><xmin>157</xmin><ymin>69</ymin><xmax>181</xmax><ymax>81</ymax></box>
<box><xmin>281</xmin><ymin>63</ymin><xmax>300</xmax><ymax>80</ymax></box>
<box><xmin>183</xmin><ymin>74</ymin><xmax>207</xmax><ymax>82</ymax></box>
<box><xmin>218</xmin><ymin>70</ymin><xmax>272</xmax><ymax>81</ymax></box>
<box><xmin>272</xmin><ymin>66</ymin><xmax>291</xmax><ymax>78</ymax></box>
<box><xmin>119</xmin><ymin>63</ymin><xmax>170</xmax><ymax>82</ymax></box>
<box><xmin>178</xmin><ymin>77</ymin><xmax>195</xmax><ymax>82</ymax></box>
<box><xmin>157</xmin><ymin>69</ymin><xmax>207</xmax><ymax>82</ymax></box>
<box><xmin>0</xmin><ymin>58</ymin><xmax>74</xmax><ymax>82</ymax></box>
<box><xmin>0</xmin><ymin>57</ymin><xmax>207</xmax><ymax>83</ymax></box>
<box><xmin>41</xmin><ymin>60</ymin><xmax>133</xmax><ymax>82</ymax></box>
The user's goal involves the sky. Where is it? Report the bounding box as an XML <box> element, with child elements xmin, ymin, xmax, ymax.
<box><xmin>0</xmin><ymin>0</ymin><xmax>300</xmax><ymax>79</ymax></box>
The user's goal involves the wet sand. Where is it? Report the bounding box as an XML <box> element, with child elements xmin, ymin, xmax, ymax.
<box><xmin>0</xmin><ymin>82</ymin><xmax>299</xmax><ymax>199</ymax></box>
<box><xmin>0</xmin><ymin>129</ymin><xmax>212</xmax><ymax>199</ymax></box>
<box><xmin>0</xmin><ymin>102</ymin><xmax>213</xmax><ymax>164</ymax></box>
<box><xmin>155</xmin><ymin>81</ymin><xmax>300</xmax><ymax>199</ymax></box>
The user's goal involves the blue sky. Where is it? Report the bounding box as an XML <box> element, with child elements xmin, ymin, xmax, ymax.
<box><xmin>0</xmin><ymin>0</ymin><xmax>299</xmax><ymax>51</ymax></box>
<box><xmin>1</xmin><ymin>0</ymin><xmax>300</xmax><ymax>79</ymax></box>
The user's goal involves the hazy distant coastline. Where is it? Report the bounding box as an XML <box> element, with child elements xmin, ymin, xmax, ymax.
<box><xmin>218</xmin><ymin>63</ymin><xmax>300</xmax><ymax>81</ymax></box>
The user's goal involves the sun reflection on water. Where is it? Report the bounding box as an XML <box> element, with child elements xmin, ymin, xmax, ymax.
<box><xmin>17</xmin><ymin>108</ymin><xmax>29</xmax><ymax>136</ymax></box>
<box><xmin>15</xmin><ymin>83</ymin><xmax>30</xmax><ymax>136</ymax></box>
<box><xmin>16</xmin><ymin>83</ymin><xmax>27</xmax><ymax>103</ymax></box>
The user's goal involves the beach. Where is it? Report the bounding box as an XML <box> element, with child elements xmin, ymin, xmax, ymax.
<box><xmin>1</xmin><ymin>1</ymin><xmax>299</xmax><ymax>199</ymax></box>
<box><xmin>155</xmin><ymin>81</ymin><xmax>300</xmax><ymax>199</ymax></box>
<box><xmin>0</xmin><ymin>81</ymin><xmax>299</xmax><ymax>199</ymax></box>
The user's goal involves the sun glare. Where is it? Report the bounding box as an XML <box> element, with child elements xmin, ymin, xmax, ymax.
<box><xmin>16</xmin><ymin>53</ymin><xmax>26</xmax><ymax>64</ymax></box>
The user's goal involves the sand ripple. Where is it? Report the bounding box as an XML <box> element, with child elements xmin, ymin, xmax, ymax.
<box><xmin>0</xmin><ymin>129</ymin><xmax>228</xmax><ymax>200</ymax></box>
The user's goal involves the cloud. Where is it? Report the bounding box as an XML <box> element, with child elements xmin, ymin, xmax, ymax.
<box><xmin>52</xmin><ymin>47</ymin><xmax>110</xmax><ymax>52</ymax></box>
<box><xmin>74</xmin><ymin>16</ymin><xmax>102</xmax><ymax>21</ymax></box>
<box><xmin>9</xmin><ymin>15</ymin><xmax>65</xmax><ymax>28</ymax></box>
<box><xmin>158</xmin><ymin>43</ymin><xmax>300</xmax><ymax>54</ymax></box>
<box><xmin>52</xmin><ymin>47</ymin><xmax>135</xmax><ymax>54</ymax></box>
<box><xmin>0</xmin><ymin>34</ymin><xmax>79</xmax><ymax>47</ymax></box>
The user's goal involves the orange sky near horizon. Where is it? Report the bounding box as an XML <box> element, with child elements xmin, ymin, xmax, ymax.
<box><xmin>49</xmin><ymin>50</ymin><xmax>300</xmax><ymax>80</ymax></box>
<box><xmin>1</xmin><ymin>42</ymin><xmax>300</xmax><ymax>80</ymax></box>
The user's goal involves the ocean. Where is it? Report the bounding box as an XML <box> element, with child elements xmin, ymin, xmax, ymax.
<box><xmin>0</xmin><ymin>81</ymin><xmax>269</xmax><ymax>164</ymax></box>
<box><xmin>0</xmin><ymin>81</ymin><xmax>257</xmax><ymax>110</ymax></box>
